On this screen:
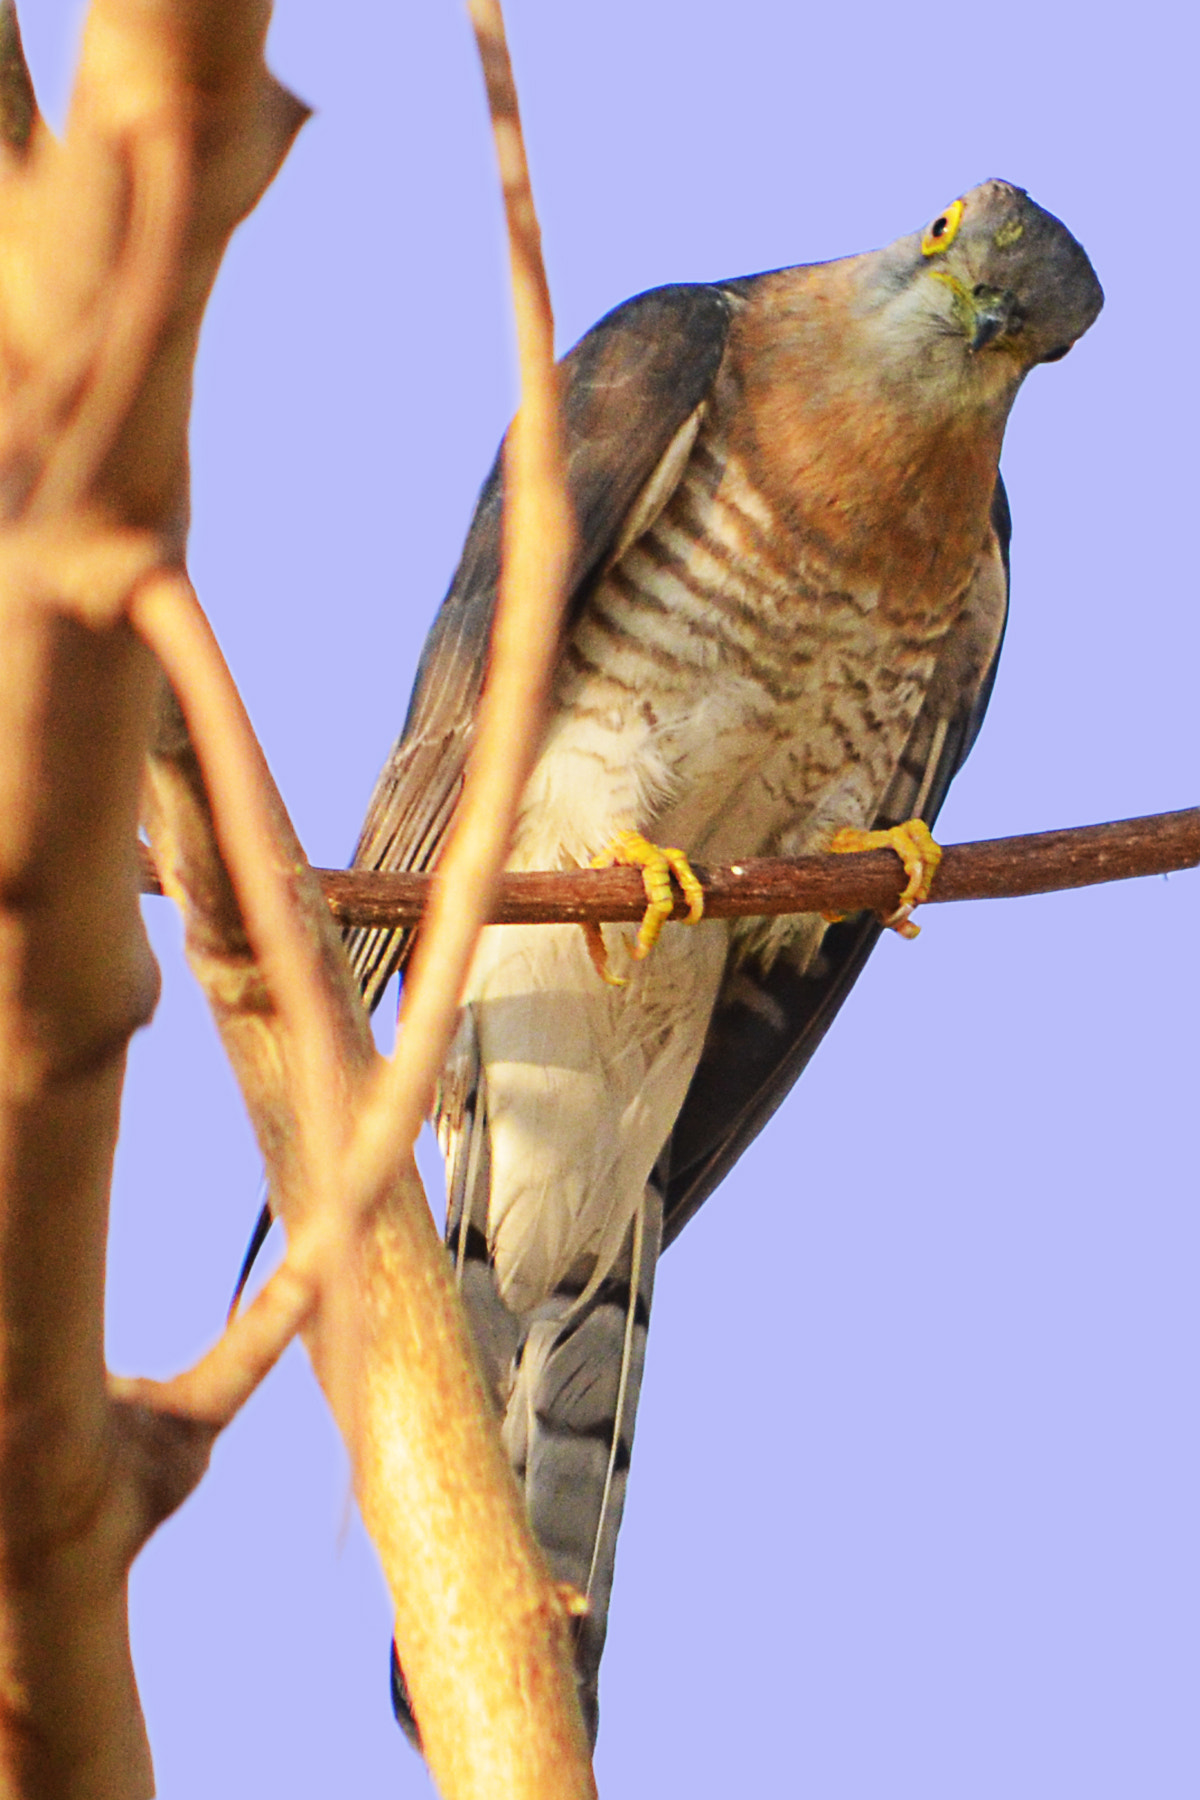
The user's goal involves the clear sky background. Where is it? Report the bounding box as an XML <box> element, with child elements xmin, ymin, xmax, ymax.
<box><xmin>24</xmin><ymin>2</ymin><xmax>1199</xmax><ymax>1795</ymax></box>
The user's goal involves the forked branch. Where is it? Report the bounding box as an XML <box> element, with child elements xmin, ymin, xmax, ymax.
<box><xmin>0</xmin><ymin>5</ymin><xmax>305</xmax><ymax>1797</ymax></box>
<box><xmin>133</xmin><ymin>0</ymin><xmax>596</xmax><ymax>1793</ymax></box>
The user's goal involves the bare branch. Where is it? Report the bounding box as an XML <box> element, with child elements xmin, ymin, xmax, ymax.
<box><xmin>0</xmin><ymin>604</ymin><xmax>161</xmax><ymax>1800</ymax></box>
<box><xmin>140</xmin><ymin>805</ymin><xmax>1200</xmax><ymax>928</ymax></box>
<box><xmin>136</xmin><ymin>572</ymin><xmax>372</xmax><ymax>1210</ymax></box>
<box><xmin>114</xmin><ymin>1256</ymin><xmax>317</xmax><ymax>1434</ymax></box>
<box><xmin>132</xmin><ymin>555</ymin><xmax>595</xmax><ymax>1800</ymax></box>
<box><xmin>364</xmin><ymin>0</ymin><xmax>575</xmax><ymax>1159</ymax></box>
<box><xmin>308</xmin><ymin>7</ymin><xmax>594</xmax><ymax>1780</ymax></box>
<box><xmin>133</xmin><ymin>0</ymin><xmax>597</xmax><ymax>1775</ymax></box>
<box><xmin>0</xmin><ymin>2</ymin><xmax>307</xmax><ymax>1792</ymax></box>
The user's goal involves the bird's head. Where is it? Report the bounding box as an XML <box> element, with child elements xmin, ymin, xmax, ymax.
<box><xmin>906</xmin><ymin>178</ymin><xmax>1103</xmax><ymax>370</ymax></box>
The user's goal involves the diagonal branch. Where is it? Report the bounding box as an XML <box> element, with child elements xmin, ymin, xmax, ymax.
<box><xmin>134</xmin><ymin>0</ymin><xmax>596</xmax><ymax>1792</ymax></box>
<box><xmin>358</xmin><ymin>0</ymin><xmax>574</xmax><ymax>1161</ymax></box>
<box><xmin>0</xmin><ymin>4</ymin><xmax>307</xmax><ymax>1796</ymax></box>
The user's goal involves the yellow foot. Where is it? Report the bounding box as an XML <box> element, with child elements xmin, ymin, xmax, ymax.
<box><xmin>828</xmin><ymin>817</ymin><xmax>943</xmax><ymax>940</ymax></box>
<box><xmin>584</xmin><ymin>829</ymin><xmax>705</xmax><ymax>984</ymax></box>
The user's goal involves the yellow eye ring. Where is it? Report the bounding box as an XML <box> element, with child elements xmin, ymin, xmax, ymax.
<box><xmin>921</xmin><ymin>198</ymin><xmax>964</xmax><ymax>256</ymax></box>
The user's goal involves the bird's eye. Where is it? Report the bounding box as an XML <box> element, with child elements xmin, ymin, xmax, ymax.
<box><xmin>921</xmin><ymin>199</ymin><xmax>964</xmax><ymax>256</ymax></box>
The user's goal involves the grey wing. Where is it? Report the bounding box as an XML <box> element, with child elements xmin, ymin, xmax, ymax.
<box><xmin>233</xmin><ymin>283</ymin><xmax>735</xmax><ymax>1314</ymax></box>
<box><xmin>344</xmin><ymin>282</ymin><xmax>735</xmax><ymax>1011</ymax></box>
<box><xmin>660</xmin><ymin>476</ymin><xmax>1012</xmax><ymax>1248</ymax></box>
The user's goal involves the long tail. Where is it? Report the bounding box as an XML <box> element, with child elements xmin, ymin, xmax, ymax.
<box><xmin>389</xmin><ymin>1009</ymin><xmax>663</xmax><ymax>1749</ymax></box>
<box><xmin>502</xmin><ymin>1187</ymin><xmax>662</xmax><ymax>1743</ymax></box>
<box><xmin>390</xmin><ymin>1188</ymin><xmax>662</xmax><ymax>1750</ymax></box>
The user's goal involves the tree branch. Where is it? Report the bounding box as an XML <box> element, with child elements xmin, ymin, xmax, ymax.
<box><xmin>132</xmin><ymin>0</ymin><xmax>597</xmax><ymax>1790</ymax></box>
<box><xmin>137</xmin><ymin>568</ymin><xmax>593</xmax><ymax>1798</ymax></box>
<box><xmin>0</xmin><ymin>2</ymin><xmax>305</xmax><ymax>1793</ymax></box>
<box><xmin>138</xmin><ymin>805</ymin><xmax>1200</xmax><ymax>927</ymax></box>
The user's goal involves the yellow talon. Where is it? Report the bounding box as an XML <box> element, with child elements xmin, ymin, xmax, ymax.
<box><xmin>583</xmin><ymin>919</ymin><xmax>626</xmax><ymax>987</ymax></box>
<box><xmin>828</xmin><ymin>817</ymin><xmax>943</xmax><ymax>939</ymax></box>
<box><xmin>584</xmin><ymin>829</ymin><xmax>705</xmax><ymax>983</ymax></box>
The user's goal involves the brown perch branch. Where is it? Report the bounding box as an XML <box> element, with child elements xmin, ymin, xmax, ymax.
<box><xmin>138</xmin><ymin>805</ymin><xmax>1200</xmax><ymax>927</ymax></box>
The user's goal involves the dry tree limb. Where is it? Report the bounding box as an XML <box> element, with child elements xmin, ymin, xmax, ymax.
<box><xmin>137</xmin><ymin>566</ymin><xmax>593</xmax><ymax>1799</ymax></box>
<box><xmin>321</xmin><ymin>802</ymin><xmax>1200</xmax><ymax>922</ymax></box>
<box><xmin>324</xmin><ymin>0</ymin><xmax>594</xmax><ymax>1783</ymax></box>
<box><xmin>132</xmin><ymin>0</ymin><xmax>596</xmax><ymax>1793</ymax></box>
<box><xmin>135</xmin><ymin>571</ymin><xmax>375</xmax><ymax>1440</ymax></box>
<box><xmin>0</xmin><ymin>3</ymin><xmax>304</xmax><ymax>1796</ymax></box>
<box><xmin>138</xmin><ymin>804</ymin><xmax>1200</xmax><ymax>927</ymax></box>
<box><xmin>0</xmin><ymin>604</ymin><xmax>163</xmax><ymax>1800</ymax></box>
<box><xmin>366</xmin><ymin>0</ymin><xmax>573</xmax><ymax>1157</ymax></box>
<box><xmin>0</xmin><ymin>0</ymin><xmax>586</xmax><ymax>1783</ymax></box>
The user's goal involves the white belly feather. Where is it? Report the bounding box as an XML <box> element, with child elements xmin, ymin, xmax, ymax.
<box><xmin>462</xmin><ymin>436</ymin><xmax>948</xmax><ymax>1310</ymax></box>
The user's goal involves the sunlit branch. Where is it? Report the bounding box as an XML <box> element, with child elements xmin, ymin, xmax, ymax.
<box><xmin>138</xmin><ymin>805</ymin><xmax>1200</xmax><ymax>927</ymax></box>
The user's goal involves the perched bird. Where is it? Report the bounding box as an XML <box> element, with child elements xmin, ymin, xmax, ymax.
<box><xmin>243</xmin><ymin>179</ymin><xmax>1102</xmax><ymax>1745</ymax></box>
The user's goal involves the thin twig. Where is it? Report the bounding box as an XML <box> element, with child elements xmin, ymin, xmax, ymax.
<box><xmin>316</xmin><ymin>2</ymin><xmax>595</xmax><ymax>1789</ymax></box>
<box><xmin>133</xmin><ymin>571</ymin><xmax>356</xmax><ymax>1184</ymax></box>
<box><xmin>111</xmin><ymin>1258</ymin><xmax>318</xmax><ymax>1432</ymax></box>
<box><xmin>354</xmin><ymin>0</ymin><xmax>574</xmax><ymax>1169</ymax></box>
<box><xmin>138</xmin><ymin>805</ymin><xmax>1200</xmax><ymax>925</ymax></box>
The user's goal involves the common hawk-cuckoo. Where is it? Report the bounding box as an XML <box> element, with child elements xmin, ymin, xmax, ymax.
<box><xmin>244</xmin><ymin>178</ymin><xmax>1102</xmax><ymax>1745</ymax></box>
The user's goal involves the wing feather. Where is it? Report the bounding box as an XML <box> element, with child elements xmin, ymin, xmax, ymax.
<box><xmin>344</xmin><ymin>283</ymin><xmax>735</xmax><ymax>1009</ymax></box>
<box><xmin>233</xmin><ymin>284</ymin><xmax>735</xmax><ymax>1311</ymax></box>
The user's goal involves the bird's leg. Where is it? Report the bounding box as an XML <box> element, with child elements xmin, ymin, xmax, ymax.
<box><xmin>584</xmin><ymin>829</ymin><xmax>705</xmax><ymax>984</ymax></box>
<box><xmin>826</xmin><ymin>817</ymin><xmax>943</xmax><ymax>938</ymax></box>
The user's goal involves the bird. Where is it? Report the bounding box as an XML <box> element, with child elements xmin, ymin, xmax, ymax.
<box><xmin>238</xmin><ymin>178</ymin><xmax>1102</xmax><ymax>1747</ymax></box>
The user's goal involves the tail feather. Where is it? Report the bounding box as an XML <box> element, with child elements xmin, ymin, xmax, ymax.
<box><xmin>440</xmin><ymin>1010</ymin><xmax>521</xmax><ymax>1399</ymax></box>
<box><xmin>389</xmin><ymin>1005</ymin><xmax>663</xmax><ymax>1748</ymax></box>
<box><xmin>505</xmin><ymin>1189</ymin><xmax>661</xmax><ymax>1742</ymax></box>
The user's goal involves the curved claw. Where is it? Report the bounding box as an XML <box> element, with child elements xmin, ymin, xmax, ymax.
<box><xmin>583</xmin><ymin>919</ymin><xmax>628</xmax><ymax>987</ymax></box>
<box><xmin>584</xmin><ymin>829</ymin><xmax>705</xmax><ymax>982</ymax></box>
<box><xmin>828</xmin><ymin>817</ymin><xmax>943</xmax><ymax>939</ymax></box>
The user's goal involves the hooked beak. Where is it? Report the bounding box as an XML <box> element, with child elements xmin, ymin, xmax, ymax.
<box><xmin>929</xmin><ymin>268</ymin><xmax>1025</xmax><ymax>354</ymax></box>
<box><xmin>969</xmin><ymin>285</ymin><xmax>1022</xmax><ymax>352</ymax></box>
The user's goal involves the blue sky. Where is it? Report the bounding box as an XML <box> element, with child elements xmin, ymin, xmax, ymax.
<box><xmin>24</xmin><ymin>2</ymin><xmax>1199</xmax><ymax>1794</ymax></box>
